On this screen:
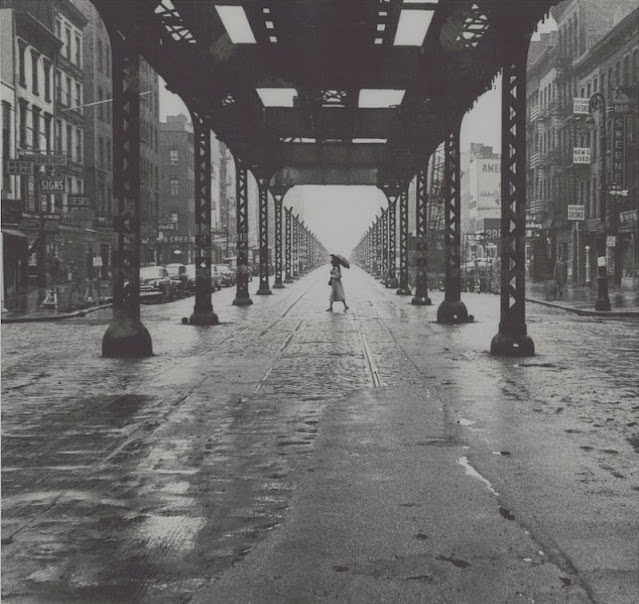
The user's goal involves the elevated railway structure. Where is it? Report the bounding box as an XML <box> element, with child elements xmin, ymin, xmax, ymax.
<box><xmin>88</xmin><ymin>0</ymin><xmax>558</xmax><ymax>357</ymax></box>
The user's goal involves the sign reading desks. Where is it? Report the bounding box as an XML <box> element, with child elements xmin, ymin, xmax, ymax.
<box><xmin>567</xmin><ymin>205</ymin><xmax>585</xmax><ymax>221</ymax></box>
<box><xmin>573</xmin><ymin>97</ymin><xmax>590</xmax><ymax>115</ymax></box>
<box><xmin>68</xmin><ymin>195</ymin><xmax>90</xmax><ymax>208</ymax></box>
<box><xmin>8</xmin><ymin>159</ymin><xmax>35</xmax><ymax>175</ymax></box>
<box><xmin>573</xmin><ymin>147</ymin><xmax>591</xmax><ymax>164</ymax></box>
<box><xmin>39</xmin><ymin>177</ymin><xmax>65</xmax><ymax>193</ymax></box>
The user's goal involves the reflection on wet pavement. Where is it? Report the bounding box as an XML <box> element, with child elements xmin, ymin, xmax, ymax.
<box><xmin>2</xmin><ymin>268</ymin><xmax>638</xmax><ymax>602</ymax></box>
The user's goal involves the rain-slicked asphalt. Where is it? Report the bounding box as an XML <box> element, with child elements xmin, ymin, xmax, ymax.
<box><xmin>2</xmin><ymin>266</ymin><xmax>638</xmax><ymax>603</ymax></box>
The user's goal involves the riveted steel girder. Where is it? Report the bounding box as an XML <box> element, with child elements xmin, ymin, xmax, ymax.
<box><xmin>271</xmin><ymin>189</ymin><xmax>288</xmax><ymax>288</ymax></box>
<box><xmin>189</xmin><ymin>112</ymin><xmax>219</xmax><ymax>324</ymax></box>
<box><xmin>102</xmin><ymin>43</ymin><xmax>151</xmax><ymax>357</ymax></box>
<box><xmin>491</xmin><ymin>24</ymin><xmax>534</xmax><ymax>356</ymax></box>
<box><xmin>233</xmin><ymin>156</ymin><xmax>253</xmax><ymax>306</ymax></box>
<box><xmin>255</xmin><ymin>177</ymin><xmax>272</xmax><ymax>295</ymax></box>
<box><xmin>412</xmin><ymin>162</ymin><xmax>432</xmax><ymax>306</ymax></box>
<box><xmin>284</xmin><ymin>207</ymin><xmax>293</xmax><ymax>283</ymax></box>
<box><xmin>396</xmin><ymin>186</ymin><xmax>410</xmax><ymax>295</ymax></box>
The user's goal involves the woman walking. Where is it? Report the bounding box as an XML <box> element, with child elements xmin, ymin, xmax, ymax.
<box><xmin>327</xmin><ymin>255</ymin><xmax>349</xmax><ymax>312</ymax></box>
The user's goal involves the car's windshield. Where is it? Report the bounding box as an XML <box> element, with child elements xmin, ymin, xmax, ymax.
<box><xmin>140</xmin><ymin>266</ymin><xmax>165</xmax><ymax>279</ymax></box>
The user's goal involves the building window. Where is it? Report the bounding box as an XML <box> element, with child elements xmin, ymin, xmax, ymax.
<box><xmin>55</xmin><ymin>70</ymin><xmax>62</xmax><ymax>103</ymax></box>
<box><xmin>66</xmin><ymin>76</ymin><xmax>72</xmax><ymax>106</ymax></box>
<box><xmin>19</xmin><ymin>101</ymin><xmax>27</xmax><ymax>148</ymax></box>
<box><xmin>31</xmin><ymin>50</ymin><xmax>40</xmax><ymax>95</ymax></box>
<box><xmin>106</xmin><ymin>140</ymin><xmax>112</xmax><ymax>170</ymax></box>
<box><xmin>633</xmin><ymin>50</ymin><xmax>638</xmax><ymax>83</ymax></box>
<box><xmin>75</xmin><ymin>129</ymin><xmax>82</xmax><ymax>163</ymax></box>
<box><xmin>32</xmin><ymin>107</ymin><xmax>40</xmax><ymax>150</ymax></box>
<box><xmin>54</xmin><ymin>119</ymin><xmax>62</xmax><ymax>153</ymax></box>
<box><xmin>66</xmin><ymin>124</ymin><xmax>72</xmax><ymax>159</ymax></box>
<box><xmin>75</xmin><ymin>34</ymin><xmax>81</xmax><ymax>67</ymax></box>
<box><xmin>170</xmin><ymin>149</ymin><xmax>178</xmax><ymax>164</ymax></box>
<box><xmin>56</xmin><ymin>19</ymin><xmax>62</xmax><ymax>39</ymax></box>
<box><xmin>65</xmin><ymin>27</ymin><xmax>71</xmax><ymax>59</ymax></box>
<box><xmin>105</xmin><ymin>46</ymin><xmax>110</xmax><ymax>76</ymax></box>
<box><xmin>97</xmin><ymin>39</ymin><xmax>103</xmax><ymax>73</ymax></box>
<box><xmin>18</xmin><ymin>41</ymin><xmax>26</xmax><ymax>87</ymax></box>
<box><xmin>97</xmin><ymin>87</ymin><xmax>104</xmax><ymax>120</ymax></box>
<box><xmin>75</xmin><ymin>82</ymin><xmax>82</xmax><ymax>111</ymax></box>
<box><xmin>98</xmin><ymin>136</ymin><xmax>104</xmax><ymax>168</ymax></box>
<box><xmin>2</xmin><ymin>102</ymin><xmax>11</xmax><ymax>192</ymax></box>
<box><xmin>170</xmin><ymin>178</ymin><xmax>179</xmax><ymax>197</ymax></box>
<box><xmin>44</xmin><ymin>114</ymin><xmax>52</xmax><ymax>152</ymax></box>
<box><xmin>43</xmin><ymin>59</ymin><xmax>51</xmax><ymax>102</ymax></box>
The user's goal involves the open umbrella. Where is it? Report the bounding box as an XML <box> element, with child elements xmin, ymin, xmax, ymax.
<box><xmin>331</xmin><ymin>254</ymin><xmax>350</xmax><ymax>269</ymax></box>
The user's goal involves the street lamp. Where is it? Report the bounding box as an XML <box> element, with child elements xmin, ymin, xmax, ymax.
<box><xmin>588</xmin><ymin>92</ymin><xmax>611</xmax><ymax>311</ymax></box>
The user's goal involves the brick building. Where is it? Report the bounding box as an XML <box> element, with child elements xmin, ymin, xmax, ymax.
<box><xmin>526</xmin><ymin>0</ymin><xmax>639</xmax><ymax>286</ymax></box>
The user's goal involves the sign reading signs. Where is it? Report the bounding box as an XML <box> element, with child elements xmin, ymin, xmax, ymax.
<box><xmin>573</xmin><ymin>97</ymin><xmax>590</xmax><ymax>115</ymax></box>
<box><xmin>573</xmin><ymin>147</ymin><xmax>591</xmax><ymax>164</ymax></box>
<box><xmin>567</xmin><ymin>204</ymin><xmax>585</xmax><ymax>221</ymax></box>
<box><xmin>39</xmin><ymin>177</ymin><xmax>65</xmax><ymax>193</ymax></box>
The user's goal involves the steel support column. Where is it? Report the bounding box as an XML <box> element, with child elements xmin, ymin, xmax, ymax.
<box><xmin>284</xmin><ymin>207</ymin><xmax>293</xmax><ymax>282</ymax></box>
<box><xmin>397</xmin><ymin>186</ymin><xmax>411</xmax><ymax>295</ymax></box>
<box><xmin>233</xmin><ymin>156</ymin><xmax>253</xmax><ymax>306</ymax></box>
<box><xmin>380</xmin><ymin>207</ymin><xmax>388</xmax><ymax>282</ymax></box>
<box><xmin>438</xmin><ymin>122</ymin><xmax>470</xmax><ymax>323</ymax></box>
<box><xmin>412</xmin><ymin>162</ymin><xmax>432</xmax><ymax>305</ymax></box>
<box><xmin>255</xmin><ymin>176</ymin><xmax>272</xmax><ymax>295</ymax></box>
<box><xmin>386</xmin><ymin>193</ymin><xmax>398</xmax><ymax>288</ymax></box>
<box><xmin>491</xmin><ymin>31</ymin><xmax>534</xmax><ymax>356</ymax></box>
<box><xmin>102</xmin><ymin>43</ymin><xmax>151</xmax><ymax>357</ymax></box>
<box><xmin>291</xmin><ymin>215</ymin><xmax>298</xmax><ymax>278</ymax></box>
<box><xmin>188</xmin><ymin>112</ymin><xmax>219</xmax><ymax>325</ymax></box>
<box><xmin>271</xmin><ymin>189</ymin><xmax>287</xmax><ymax>288</ymax></box>
<box><xmin>374</xmin><ymin>216</ymin><xmax>381</xmax><ymax>276</ymax></box>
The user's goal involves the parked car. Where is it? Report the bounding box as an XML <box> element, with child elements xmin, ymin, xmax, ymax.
<box><xmin>180</xmin><ymin>264</ymin><xmax>223</xmax><ymax>291</ymax></box>
<box><xmin>139</xmin><ymin>266</ymin><xmax>176</xmax><ymax>302</ymax></box>
<box><xmin>165</xmin><ymin>263</ymin><xmax>190</xmax><ymax>296</ymax></box>
<box><xmin>213</xmin><ymin>264</ymin><xmax>235</xmax><ymax>287</ymax></box>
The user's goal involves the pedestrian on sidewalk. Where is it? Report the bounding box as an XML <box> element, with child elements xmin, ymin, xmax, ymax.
<box><xmin>327</xmin><ymin>255</ymin><xmax>349</xmax><ymax>312</ymax></box>
<box><xmin>553</xmin><ymin>255</ymin><xmax>567</xmax><ymax>299</ymax></box>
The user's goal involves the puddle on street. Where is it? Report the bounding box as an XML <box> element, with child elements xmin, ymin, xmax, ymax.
<box><xmin>457</xmin><ymin>456</ymin><xmax>500</xmax><ymax>496</ymax></box>
<box><xmin>135</xmin><ymin>514</ymin><xmax>206</xmax><ymax>553</ymax></box>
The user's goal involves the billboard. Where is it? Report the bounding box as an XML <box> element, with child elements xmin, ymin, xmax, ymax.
<box><xmin>469</xmin><ymin>158</ymin><xmax>501</xmax><ymax>221</ymax></box>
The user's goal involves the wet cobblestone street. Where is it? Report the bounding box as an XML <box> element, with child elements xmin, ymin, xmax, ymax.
<box><xmin>2</xmin><ymin>266</ymin><xmax>638</xmax><ymax>603</ymax></box>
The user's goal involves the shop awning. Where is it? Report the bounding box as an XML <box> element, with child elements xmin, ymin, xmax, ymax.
<box><xmin>1</xmin><ymin>228</ymin><xmax>28</xmax><ymax>239</ymax></box>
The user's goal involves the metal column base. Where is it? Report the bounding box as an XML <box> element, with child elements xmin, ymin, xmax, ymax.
<box><xmin>595</xmin><ymin>276</ymin><xmax>611</xmax><ymax>310</ymax></box>
<box><xmin>396</xmin><ymin>287</ymin><xmax>412</xmax><ymax>296</ymax></box>
<box><xmin>385</xmin><ymin>277</ymin><xmax>398</xmax><ymax>289</ymax></box>
<box><xmin>284</xmin><ymin>278</ymin><xmax>294</xmax><ymax>284</ymax></box>
<box><xmin>233</xmin><ymin>296</ymin><xmax>254</xmax><ymax>306</ymax></box>
<box><xmin>102</xmin><ymin>317</ymin><xmax>152</xmax><ymax>357</ymax></box>
<box><xmin>256</xmin><ymin>286</ymin><xmax>273</xmax><ymax>295</ymax></box>
<box><xmin>436</xmin><ymin>300</ymin><xmax>471</xmax><ymax>324</ymax></box>
<box><xmin>187</xmin><ymin>311</ymin><xmax>219</xmax><ymax>325</ymax></box>
<box><xmin>490</xmin><ymin>332</ymin><xmax>535</xmax><ymax>357</ymax></box>
<box><xmin>272</xmin><ymin>282</ymin><xmax>285</xmax><ymax>289</ymax></box>
<box><xmin>411</xmin><ymin>295</ymin><xmax>432</xmax><ymax>306</ymax></box>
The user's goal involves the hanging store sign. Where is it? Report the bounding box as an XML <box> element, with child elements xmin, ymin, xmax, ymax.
<box><xmin>67</xmin><ymin>195</ymin><xmax>90</xmax><ymax>208</ymax></box>
<box><xmin>573</xmin><ymin>97</ymin><xmax>590</xmax><ymax>115</ymax></box>
<box><xmin>158</xmin><ymin>222</ymin><xmax>176</xmax><ymax>231</ymax></box>
<box><xmin>567</xmin><ymin>205</ymin><xmax>585</xmax><ymax>221</ymax></box>
<box><xmin>39</xmin><ymin>177</ymin><xmax>65</xmax><ymax>193</ymax></box>
<box><xmin>611</xmin><ymin>114</ymin><xmax>625</xmax><ymax>188</ymax></box>
<box><xmin>573</xmin><ymin>147</ymin><xmax>591</xmax><ymax>164</ymax></box>
<box><xmin>7</xmin><ymin>159</ymin><xmax>35</xmax><ymax>175</ymax></box>
<box><xmin>20</xmin><ymin>152</ymin><xmax>67</xmax><ymax>166</ymax></box>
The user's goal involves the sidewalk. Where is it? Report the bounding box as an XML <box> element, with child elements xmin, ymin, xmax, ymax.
<box><xmin>1</xmin><ymin>300</ymin><xmax>112</xmax><ymax>323</ymax></box>
<box><xmin>525</xmin><ymin>281</ymin><xmax>639</xmax><ymax>318</ymax></box>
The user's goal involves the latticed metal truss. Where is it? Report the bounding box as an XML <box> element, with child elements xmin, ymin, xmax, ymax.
<box><xmin>93</xmin><ymin>0</ymin><xmax>558</xmax><ymax>186</ymax></box>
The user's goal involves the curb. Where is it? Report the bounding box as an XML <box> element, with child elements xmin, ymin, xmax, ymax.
<box><xmin>525</xmin><ymin>297</ymin><xmax>639</xmax><ymax>318</ymax></box>
<box><xmin>1</xmin><ymin>302</ymin><xmax>112</xmax><ymax>324</ymax></box>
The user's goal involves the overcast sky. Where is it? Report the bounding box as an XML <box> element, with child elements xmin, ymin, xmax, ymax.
<box><xmin>158</xmin><ymin>16</ymin><xmax>557</xmax><ymax>256</ymax></box>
